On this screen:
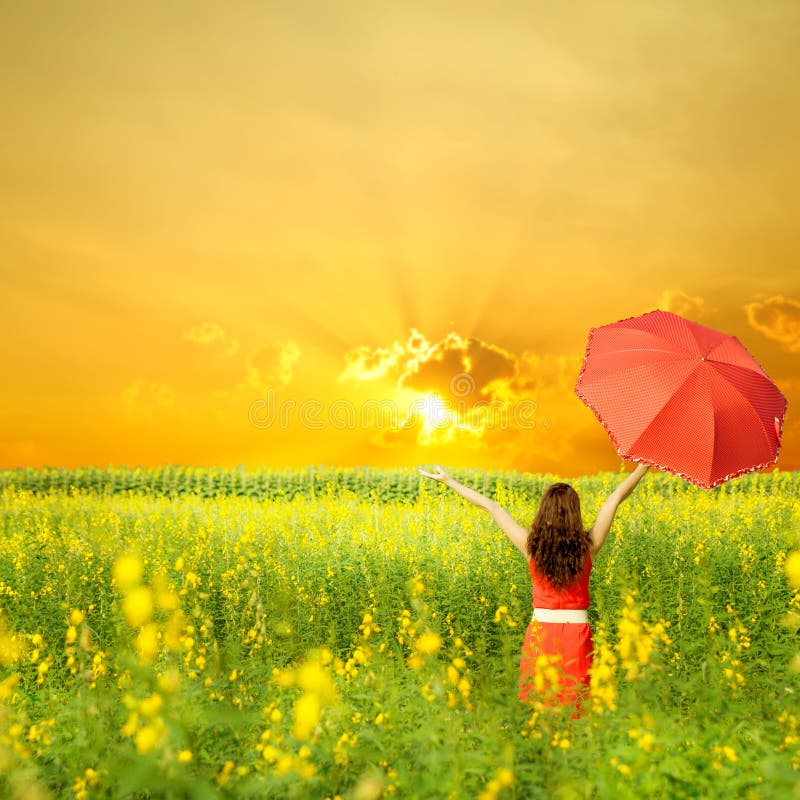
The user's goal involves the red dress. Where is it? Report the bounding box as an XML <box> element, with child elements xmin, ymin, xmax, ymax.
<box><xmin>518</xmin><ymin>553</ymin><xmax>593</xmax><ymax>715</ymax></box>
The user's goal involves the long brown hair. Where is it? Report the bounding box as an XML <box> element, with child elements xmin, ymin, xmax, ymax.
<box><xmin>526</xmin><ymin>482</ymin><xmax>593</xmax><ymax>589</ymax></box>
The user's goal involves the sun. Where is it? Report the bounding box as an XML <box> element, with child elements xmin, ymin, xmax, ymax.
<box><xmin>395</xmin><ymin>390</ymin><xmax>484</xmax><ymax>446</ymax></box>
<box><xmin>419</xmin><ymin>392</ymin><xmax>452</xmax><ymax>433</ymax></box>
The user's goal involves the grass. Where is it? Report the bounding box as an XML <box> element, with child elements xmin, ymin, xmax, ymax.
<box><xmin>0</xmin><ymin>466</ymin><xmax>799</xmax><ymax>798</ymax></box>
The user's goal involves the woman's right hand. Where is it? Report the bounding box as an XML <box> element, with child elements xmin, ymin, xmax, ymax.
<box><xmin>418</xmin><ymin>464</ymin><xmax>453</xmax><ymax>485</ymax></box>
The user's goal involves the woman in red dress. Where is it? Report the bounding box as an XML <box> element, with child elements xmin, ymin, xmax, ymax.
<box><xmin>418</xmin><ymin>462</ymin><xmax>650</xmax><ymax>716</ymax></box>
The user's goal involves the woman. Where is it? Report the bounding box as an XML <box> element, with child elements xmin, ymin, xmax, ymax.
<box><xmin>418</xmin><ymin>462</ymin><xmax>650</xmax><ymax>716</ymax></box>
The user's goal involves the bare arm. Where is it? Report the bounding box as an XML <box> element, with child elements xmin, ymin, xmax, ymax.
<box><xmin>588</xmin><ymin>462</ymin><xmax>650</xmax><ymax>557</ymax></box>
<box><xmin>418</xmin><ymin>465</ymin><xmax>529</xmax><ymax>558</ymax></box>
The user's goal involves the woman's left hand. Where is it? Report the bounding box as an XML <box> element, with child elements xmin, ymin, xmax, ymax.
<box><xmin>418</xmin><ymin>464</ymin><xmax>453</xmax><ymax>485</ymax></box>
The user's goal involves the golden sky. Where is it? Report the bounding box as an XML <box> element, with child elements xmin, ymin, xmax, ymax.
<box><xmin>2</xmin><ymin>2</ymin><xmax>799</xmax><ymax>478</ymax></box>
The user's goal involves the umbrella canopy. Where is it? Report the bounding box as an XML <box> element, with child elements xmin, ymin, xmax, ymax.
<box><xmin>574</xmin><ymin>309</ymin><xmax>788</xmax><ymax>489</ymax></box>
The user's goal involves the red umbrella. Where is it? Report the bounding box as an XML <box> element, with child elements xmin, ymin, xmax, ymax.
<box><xmin>574</xmin><ymin>309</ymin><xmax>788</xmax><ymax>489</ymax></box>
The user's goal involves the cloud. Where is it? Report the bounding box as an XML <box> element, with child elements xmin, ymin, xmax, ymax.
<box><xmin>339</xmin><ymin>341</ymin><xmax>408</xmax><ymax>384</ymax></box>
<box><xmin>206</xmin><ymin>339</ymin><xmax>302</xmax><ymax>427</ymax></box>
<box><xmin>505</xmin><ymin>351</ymin><xmax>583</xmax><ymax>397</ymax></box>
<box><xmin>340</xmin><ymin>328</ymin><xmax>587</xmax><ymax>451</ymax></box>
<box><xmin>369</xmin><ymin>408</ymin><xmax>490</xmax><ymax>450</ymax></box>
<box><xmin>121</xmin><ymin>380</ymin><xmax>176</xmax><ymax>423</ymax></box>
<box><xmin>242</xmin><ymin>340</ymin><xmax>302</xmax><ymax>393</ymax></box>
<box><xmin>744</xmin><ymin>295</ymin><xmax>800</xmax><ymax>353</ymax></box>
<box><xmin>339</xmin><ymin>328</ymin><xmax>518</xmax><ymax>401</ymax></box>
<box><xmin>656</xmin><ymin>289</ymin><xmax>705</xmax><ymax>320</ymax></box>
<box><xmin>183</xmin><ymin>322</ymin><xmax>239</xmax><ymax>356</ymax></box>
<box><xmin>401</xmin><ymin>333</ymin><xmax>517</xmax><ymax>403</ymax></box>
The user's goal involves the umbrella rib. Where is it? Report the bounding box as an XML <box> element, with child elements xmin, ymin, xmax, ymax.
<box><xmin>581</xmin><ymin>351</ymin><xmax>694</xmax><ymax>384</ymax></box>
<box><xmin>599</xmin><ymin>348</ymin><xmax>685</xmax><ymax>356</ymax></box>
<box><xmin>616</xmin><ymin>323</ymin><xmax>700</xmax><ymax>358</ymax></box>
<box><xmin>706</xmin><ymin>337</ymin><xmax>771</xmax><ymax>378</ymax></box>
<box><xmin>625</xmin><ymin>365</ymin><xmax>716</xmax><ymax>480</ymax></box>
<box><xmin>708</xmin><ymin>359</ymin><xmax>783</xmax><ymax>392</ymax></box>
<box><xmin>706</xmin><ymin>357</ymin><xmax>766</xmax><ymax>379</ymax></box>
<box><xmin>710</xmin><ymin>366</ymin><xmax>774</xmax><ymax>455</ymax></box>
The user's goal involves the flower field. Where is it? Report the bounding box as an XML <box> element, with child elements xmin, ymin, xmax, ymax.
<box><xmin>1</xmin><ymin>465</ymin><xmax>800</xmax><ymax>799</ymax></box>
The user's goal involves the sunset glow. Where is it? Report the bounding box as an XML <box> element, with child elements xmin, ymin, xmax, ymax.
<box><xmin>1</xmin><ymin>4</ymin><xmax>798</xmax><ymax>477</ymax></box>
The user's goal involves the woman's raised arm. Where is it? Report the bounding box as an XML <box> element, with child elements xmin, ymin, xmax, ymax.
<box><xmin>418</xmin><ymin>465</ymin><xmax>529</xmax><ymax>558</ymax></box>
<box><xmin>588</xmin><ymin>462</ymin><xmax>650</xmax><ymax>557</ymax></box>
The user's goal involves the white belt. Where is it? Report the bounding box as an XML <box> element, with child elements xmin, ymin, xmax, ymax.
<box><xmin>532</xmin><ymin>608</ymin><xmax>589</xmax><ymax>623</ymax></box>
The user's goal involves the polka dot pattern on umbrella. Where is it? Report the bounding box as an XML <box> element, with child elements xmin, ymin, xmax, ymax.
<box><xmin>575</xmin><ymin>309</ymin><xmax>788</xmax><ymax>489</ymax></box>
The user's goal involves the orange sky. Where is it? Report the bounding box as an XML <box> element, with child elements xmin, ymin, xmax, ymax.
<box><xmin>1</xmin><ymin>3</ymin><xmax>799</xmax><ymax>478</ymax></box>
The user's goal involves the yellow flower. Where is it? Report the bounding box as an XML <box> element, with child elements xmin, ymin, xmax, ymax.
<box><xmin>69</xmin><ymin>609</ymin><xmax>85</xmax><ymax>626</ymax></box>
<box><xmin>296</xmin><ymin>661</ymin><xmax>336</xmax><ymax>702</ymax></box>
<box><xmin>722</xmin><ymin>745</ymin><xmax>738</xmax><ymax>763</ymax></box>
<box><xmin>113</xmin><ymin>554</ymin><xmax>143</xmax><ymax>590</ymax></box>
<box><xmin>157</xmin><ymin>668</ymin><xmax>181</xmax><ymax>694</ymax></box>
<box><xmin>0</xmin><ymin>672</ymin><xmax>20</xmax><ymax>700</ymax></box>
<box><xmin>136</xmin><ymin>623</ymin><xmax>159</xmax><ymax>664</ymax></box>
<box><xmin>177</xmin><ymin>749</ymin><xmax>193</xmax><ymax>763</ymax></box>
<box><xmin>496</xmin><ymin>768</ymin><xmax>514</xmax><ymax>787</ymax></box>
<box><xmin>216</xmin><ymin>760</ymin><xmax>235</xmax><ymax>787</ymax></box>
<box><xmin>163</xmin><ymin>611</ymin><xmax>185</xmax><ymax>651</ymax></box>
<box><xmin>292</xmin><ymin>693</ymin><xmax>321</xmax><ymax>740</ymax></box>
<box><xmin>123</xmin><ymin>587</ymin><xmax>154</xmax><ymax>628</ymax></box>
<box><xmin>121</xmin><ymin>711</ymin><xmax>139</xmax><ymax>736</ymax></box>
<box><xmin>274</xmin><ymin>667</ymin><xmax>296</xmax><ymax>689</ymax></box>
<box><xmin>639</xmin><ymin>732</ymin><xmax>655</xmax><ymax>752</ymax></box>
<box><xmin>610</xmin><ymin>757</ymin><xmax>632</xmax><ymax>776</ymax></box>
<box><xmin>157</xmin><ymin>588</ymin><xmax>180</xmax><ymax>612</ymax></box>
<box><xmin>83</xmin><ymin>768</ymin><xmax>100</xmax><ymax>787</ymax></box>
<box><xmin>135</xmin><ymin>724</ymin><xmax>161</xmax><ymax>754</ymax></box>
<box><xmin>406</xmin><ymin>653</ymin><xmax>424</xmax><ymax>670</ymax></box>
<box><xmin>414</xmin><ymin>632</ymin><xmax>442</xmax><ymax>656</ymax></box>
<box><xmin>0</xmin><ymin>629</ymin><xmax>23</xmax><ymax>666</ymax></box>
<box><xmin>785</xmin><ymin>551</ymin><xmax>800</xmax><ymax>589</ymax></box>
<box><xmin>274</xmin><ymin>754</ymin><xmax>295</xmax><ymax>775</ymax></box>
<box><xmin>138</xmin><ymin>693</ymin><xmax>163</xmax><ymax>719</ymax></box>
